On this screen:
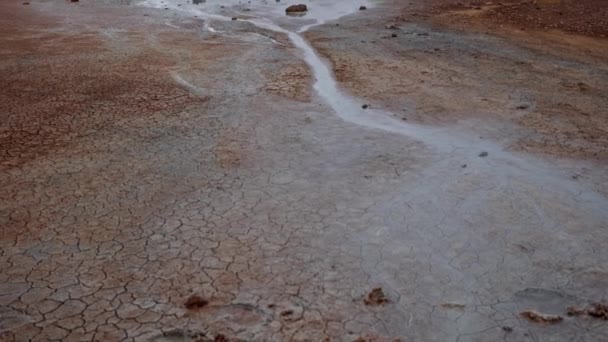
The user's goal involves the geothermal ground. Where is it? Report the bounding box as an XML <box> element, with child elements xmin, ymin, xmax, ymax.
<box><xmin>1</xmin><ymin>0</ymin><xmax>607</xmax><ymax>341</ymax></box>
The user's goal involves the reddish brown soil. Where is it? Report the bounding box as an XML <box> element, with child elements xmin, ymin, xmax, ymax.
<box><xmin>422</xmin><ymin>0</ymin><xmax>608</xmax><ymax>38</ymax></box>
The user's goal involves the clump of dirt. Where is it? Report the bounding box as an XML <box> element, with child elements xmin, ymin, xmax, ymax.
<box><xmin>520</xmin><ymin>310</ymin><xmax>563</xmax><ymax>324</ymax></box>
<box><xmin>566</xmin><ymin>302</ymin><xmax>608</xmax><ymax>320</ymax></box>
<box><xmin>566</xmin><ymin>306</ymin><xmax>586</xmax><ymax>317</ymax></box>
<box><xmin>587</xmin><ymin>303</ymin><xmax>608</xmax><ymax>320</ymax></box>
<box><xmin>280</xmin><ymin>309</ymin><xmax>294</xmax><ymax>316</ymax></box>
<box><xmin>213</xmin><ymin>334</ymin><xmax>229</xmax><ymax>342</ymax></box>
<box><xmin>441</xmin><ymin>303</ymin><xmax>466</xmax><ymax>310</ymax></box>
<box><xmin>184</xmin><ymin>295</ymin><xmax>209</xmax><ymax>310</ymax></box>
<box><xmin>354</xmin><ymin>337</ymin><xmax>402</xmax><ymax>342</ymax></box>
<box><xmin>364</xmin><ymin>288</ymin><xmax>390</xmax><ymax>306</ymax></box>
<box><xmin>151</xmin><ymin>329</ymin><xmax>208</xmax><ymax>342</ymax></box>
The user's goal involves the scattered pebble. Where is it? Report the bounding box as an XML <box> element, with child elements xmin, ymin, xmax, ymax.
<box><xmin>479</xmin><ymin>151</ymin><xmax>488</xmax><ymax>157</ymax></box>
<box><xmin>364</xmin><ymin>287</ymin><xmax>389</xmax><ymax>306</ymax></box>
<box><xmin>286</xmin><ymin>4</ymin><xmax>307</xmax><ymax>13</ymax></box>
<box><xmin>359</xmin><ymin>6</ymin><xmax>367</xmax><ymax>10</ymax></box>
<box><xmin>362</xmin><ymin>104</ymin><xmax>369</xmax><ymax>109</ymax></box>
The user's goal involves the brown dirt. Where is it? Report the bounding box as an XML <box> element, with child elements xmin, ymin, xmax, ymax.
<box><xmin>184</xmin><ymin>295</ymin><xmax>209</xmax><ymax>310</ymax></box>
<box><xmin>364</xmin><ymin>288</ymin><xmax>390</xmax><ymax>306</ymax></box>
<box><xmin>426</xmin><ymin>0</ymin><xmax>608</xmax><ymax>38</ymax></box>
<box><xmin>566</xmin><ymin>306</ymin><xmax>586</xmax><ymax>316</ymax></box>
<box><xmin>280</xmin><ymin>309</ymin><xmax>294</xmax><ymax>316</ymax></box>
<box><xmin>520</xmin><ymin>310</ymin><xmax>563</xmax><ymax>323</ymax></box>
<box><xmin>587</xmin><ymin>303</ymin><xmax>608</xmax><ymax>320</ymax></box>
<box><xmin>441</xmin><ymin>303</ymin><xmax>466</xmax><ymax>310</ymax></box>
<box><xmin>306</xmin><ymin>0</ymin><xmax>608</xmax><ymax>162</ymax></box>
<box><xmin>265</xmin><ymin>64</ymin><xmax>312</xmax><ymax>102</ymax></box>
<box><xmin>213</xmin><ymin>334</ymin><xmax>229</xmax><ymax>342</ymax></box>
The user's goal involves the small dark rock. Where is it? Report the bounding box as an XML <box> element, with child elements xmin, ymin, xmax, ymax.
<box><xmin>364</xmin><ymin>287</ymin><xmax>389</xmax><ymax>306</ymax></box>
<box><xmin>577</xmin><ymin>82</ymin><xmax>589</xmax><ymax>91</ymax></box>
<box><xmin>391</xmin><ymin>33</ymin><xmax>398</xmax><ymax>37</ymax></box>
<box><xmin>359</xmin><ymin>5</ymin><xmax>367</xmax><ymax>10</ymax></box>
<box><xmin>214</xmin><ymin>334</ymin><xmax>229</xmax><ymax>342</ymax></box>
<box><xmin>362</xmin><ymin>104</ymin><xmax>369</xmax><ymax>109</ymax></box>
<box><xmin>232</xmin><ymin>17</ymin><xmax>237</xmax><ymax>20</ymax></box>
<box><xmin>462</xmin><ymin>164</ymin><xmax>467</xmax><ymax>168</ymax></box>
<box><xmin>479</xmin><ymin>151</ymin><xmax>488</xmax><ymax>158</ymax></box>
<box><xmin>587</xmin><ymin>303</ymin><xmax>608</xmax><ymax>320</ymax></box>
<box><xmin>516</xmin><ymin>104</ymin><xmax>529</xmax><ymax>110</ymax></box>
<box><xmin>184</xmin><ymin>295</ymin><xmax>209</xmax><ymax>310</ymax></box>
<box><xmin>285</xmin><ymin>4</ymin><xmax>307</xmax><ymax>13</ymax></box>
<box><xmin>502</xmin><ymin>326</ymin><xmax>513</xmax><ymax>333</ymax></box>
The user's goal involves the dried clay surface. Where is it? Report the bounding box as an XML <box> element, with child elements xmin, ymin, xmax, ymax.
<box><xmin>1</xmin><ymin>0</ymin><xmax>608</xmax><ymax>341</ymax></box>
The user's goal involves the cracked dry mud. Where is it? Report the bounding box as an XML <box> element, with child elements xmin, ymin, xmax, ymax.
<box><xmin>1</xmin><ymin>0</ymin><xmax>608</xmax><ymax>341</ymax></box>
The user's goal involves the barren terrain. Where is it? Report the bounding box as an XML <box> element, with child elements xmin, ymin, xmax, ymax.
<box><xmin>1</xmin><ymin>0</ymin><xmax>607</xmax><ymax>341</ymax></box>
